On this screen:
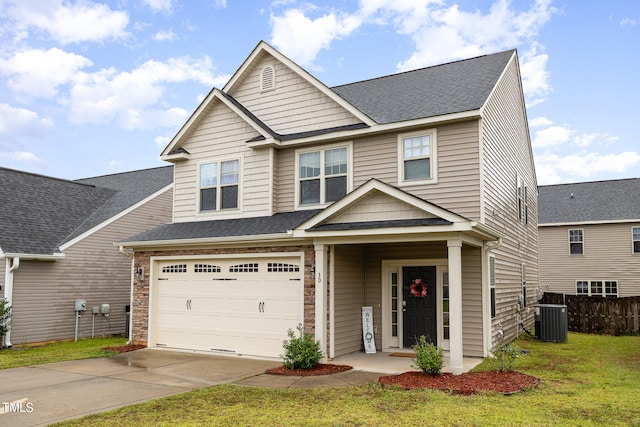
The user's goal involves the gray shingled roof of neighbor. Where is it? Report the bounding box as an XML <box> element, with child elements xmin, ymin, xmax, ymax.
<box><xmin>538</xmin><ymin>178</ymin><xmax>640</xmax><ymax>224</ymax></box>
<box><xmin>331</xmin><ymin>50</ymin><xmax>516</xmax><ymax>124</ymax></box>
<box><xmin>121</xmin><ymin>210</ymin><xmax>322</xmax><ymax>243</ymax></box>
<box><xmin>0</xmin><ymin>166</ymin><xmax>173</xmax><ymax>255</ymax></box>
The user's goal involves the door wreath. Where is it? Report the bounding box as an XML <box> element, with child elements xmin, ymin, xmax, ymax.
<box><xmin>410</xmin><ymin>278</ymin><xmax>427</xmax><ymax>298</ymax></box>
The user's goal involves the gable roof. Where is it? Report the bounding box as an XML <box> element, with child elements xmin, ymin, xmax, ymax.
<box><xmin>161</xmin><ymin>42</ymin><xmax>516</xmax><ymax>156</ymax></box>
<box><xmin>0</xmin><ymin>166</ymin><xmax>173</xmax><ymax>256</ymax></box>
<box><xmin>332</xmin><ymin>50</ymin><xmax>515</xmax><ymax>124</ymax></box>
<box><xmin>538</xmin><ymin>178</ymin><xmax>640</xmax><ymax>225</ymax></box>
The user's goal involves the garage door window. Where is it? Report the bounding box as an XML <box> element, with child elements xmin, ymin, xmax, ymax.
<box><xmin>194</xmin><ymin>264</ymin><xmax>221</xmax><ymax>273</ymax></box>
<box><xmin>229</xmin><ymin>263</ymin><xmax>259</xmax><ymax>273</ymax></box>
<box><xmin>162</xmin><ymin>264</ymin><xmax>187</xmax><ymax>273</ymax></box>
<box><xmin>267</xmin><ymin>263</ymin><xmax>300</xmax><ymax>272</ymax></box>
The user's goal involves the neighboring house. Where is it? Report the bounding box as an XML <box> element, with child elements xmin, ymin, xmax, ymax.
<box><xmin>120</xmin><ymin>41</ymin><xmax>538</xmax><ymax>374</ymax></box>
<box><xmin>538</xmin><ymin>178</ymin><xmax>640</xmax><ymax>297</ymax></box>
<box><xmin>0</xmin><ymin>166</ymin><xmax>173</xmax><ymax>346</ymax></box>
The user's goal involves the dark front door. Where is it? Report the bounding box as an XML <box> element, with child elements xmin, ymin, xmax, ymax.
<box><xmin>402</xmin><ymin>266</ymin><xmax>437</xmax><ymax>347</ymax></box>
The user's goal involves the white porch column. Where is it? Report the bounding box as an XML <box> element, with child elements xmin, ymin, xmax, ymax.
<box><xmin>314</xmin><ymin>244</ymin><xmax>328</xmax><ymax>358</ymax></box>
<box><xmin>447</xmin><ymin>239</ymin><xmax>464</xmax><ymax>375</ymax></box>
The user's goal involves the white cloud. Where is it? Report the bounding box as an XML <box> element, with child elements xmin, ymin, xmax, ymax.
<box><xmin>0</xmin><ymin>150</ymin><xmax>46</xmax><ymax>167</ymax></box>
<box><xmin>0</xmin><ymin>103</ymin><xmax>53</xmax><ymax>140</ymax></box>
<box><xmin>520</xmin><ymin>43</ymin><xmax>551</xmax><ymax>106</ymax></box>
<box><xmin>532</xmin><ymin>125</ymin><xmax>574</xmax><ymax>149</ymax></box>
<box><xmin>536</xmin><ymin>151</ymin><xmax>640</xmax><ymax>185</ymax></box>
<box><xmin>0</xmin><ymin>48</ymin><xmax>92</xmax><ymax>99</ymax></box>
<box><xmin>620</xmin><ymin>18</ymin><xmax>637</xmax><ymax>27</ymax></box>
<box><xmin>4</xmin><ymin>0</ymin><xmax>129</xmax><ymax>44</ymax></box>
<box><xmin>529</xmin><ymin>116</ymin><xmax>553</xmax><ymax>128</ymax></box>
<box><xmin>270</xmin><ymin>8</ymin><xmax>362</xmax><ymax>67</ymax></box>
<box><xmin>67</xmin><ymin>56</ymin><xmax>225</xmax><ymax>129</ymax></box>
<box><xmin>153</xmin><ymin>30</ymin><xmax>177</xmax><ymax>41</ymax></box>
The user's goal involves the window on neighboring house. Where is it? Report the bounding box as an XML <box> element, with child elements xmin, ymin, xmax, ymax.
<box><xmin>576</xmin><ymin>280</ymin><xmax>618</xmax><ymax>296</ymax></box>
<box><xmin>200</xmin><ymin>159</ymin><xmax>239</xmax><ymax>211</ymax></box>
<box><xmin>576</xmin><ymin>280</ymin><xmax>589</xmax><ymax>294</ymax></box>
<box><xmin>569</xmin><ymin>229</ymin><xmax>584</xmax><ymax>255</ymax></box>
<box><xmin>298</xmin><ymin>145</ymin><xmax>348</xmax><ymax>206</ymax></box>
<box><xmin>524</xmin><ymin>186</ymin><xmax>529</xmax><ymax>224</ymax></box>
<box><xmin>517</xmin><ymin>177</ymin><xmax>523</xmax><ymax>221</ymax></box>
<box><xmin>490</xmin><ymin>256</ymin><xmax>496</xmax><ymax>318</ymax></box>
<box><xmin>633</xmin><ymin>227</ymin><xmax>640</xmax><ymax>254</ymax></box>
<box><xmin>516</xmin><ymin>176</ymin><xmax>529</xmax><ymax>223</ymax></box>
<box><xmin>605</xmin><ymin>281</ymin><xmax>618</xmax><ymax>296</ymax></box>
<box><xmin>398</xmin><ymin>130</ymin><xmax>437</xmax><ymax>184</ymax></box>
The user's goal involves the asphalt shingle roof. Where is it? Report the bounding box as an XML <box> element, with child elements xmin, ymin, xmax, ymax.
<box><xmin>538</xmin><ymin>178</ymin><xmax>640</xmax><ymax>224</ymax></box>
<box><xmin>331</xmin><ymin>50</ymin><xmax>515</xmax><ymax>124</ymax></box>
<box><xmin>121</xmin><ymin>210</ymin><xmax>321</xmax><ymax>243</ymax></box>
<box><xmin>0</xmin><ymin>166</ymin><xmax>173</xmax><ymax>255</ymax></box>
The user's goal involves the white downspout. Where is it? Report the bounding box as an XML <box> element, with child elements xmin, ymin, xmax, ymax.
<box><xmin>118</xmin><ymin>246</ymin><xmax>134</xmax><ymax>344</ymax></box>
<box><xmin>3</xmin><ymin>257</ymin><xmax>19</xmax><ymax>348</ymax></box>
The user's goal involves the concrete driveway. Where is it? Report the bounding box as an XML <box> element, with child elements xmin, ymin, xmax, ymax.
<box><xmin>0</xmin><ymin>349</ymin><xmax>280</xmax><ymax>427</ymax></box>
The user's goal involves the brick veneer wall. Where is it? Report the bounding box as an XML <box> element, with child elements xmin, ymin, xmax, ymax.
<box><xmin>130</xmin><ymin>245</ymin><xmax>316</xmax><ymax>346</ymax></box>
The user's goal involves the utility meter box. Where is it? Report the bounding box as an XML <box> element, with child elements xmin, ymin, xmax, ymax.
<box><xmin>75</xmin><ymin>299</ymin><xmax>87</xmax><ymax>311</ymax></box>
<box><xmin>100</xmin><ymin>304</ymin><xmax>110</xmax><ymax>315</ymax></box>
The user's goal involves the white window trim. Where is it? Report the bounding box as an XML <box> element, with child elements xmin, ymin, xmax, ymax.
<box><xmin>576</xmin><ymin>279</ymin><xmax>618</xmax><ymax>297</ymax></box>
<box><xmin>294</xmin><ymin>142</ymin><xmax>353</xmax><ymax>210</ymax></box>
<box><xmin>397</xmin><ymin>129</ymin><xmax>438</xmax><ymax>186</ymax></box>
<box><xmin>568</xmin><ymin>228</ymin><xmax>584</xmax><ymax>256</ymax></box>
<box><xmin>197</xmin><ymin>155</ymin><xmax>243</xmax><ymax>215</ymax></box>
<box><xmin>632</xmin><ymin>226</ymin><xmax>640</xmax><ymax>254</ymax></box>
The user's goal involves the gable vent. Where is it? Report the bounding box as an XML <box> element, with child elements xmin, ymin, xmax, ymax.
<box><xmin>260</xmin><ymin>65</ymin><xmax>275</xmax><ymax>92</ymax></box>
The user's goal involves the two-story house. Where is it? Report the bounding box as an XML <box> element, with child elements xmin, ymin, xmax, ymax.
<box><xmin>120</xmin><ymin>41</ymin><xmax>538</xmax><ymax>374</ymax></box>
<box><xmin>538</xmin><ymin>178</ymin><xmax>640</xmax><ymax>297</ymax></box>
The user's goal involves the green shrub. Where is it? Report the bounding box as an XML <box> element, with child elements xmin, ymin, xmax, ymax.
<box><xmin>412</xmin><ymin>335</ymin><xmax>444</xmax><ymax>375</ymax></box>
<box><xmin>0</xmin><ymin>299</ymin><xmax>11</xmax><ymax>347</ymax></box>
<box><xmin>281</xmin><ymin>324</ymin><xmax>323</xmax><ymax>369</ymax></box>
<box><xmin>497</xmin><ymin>343</ymin><xmax>523</xmax><ymax>371</ymax></box>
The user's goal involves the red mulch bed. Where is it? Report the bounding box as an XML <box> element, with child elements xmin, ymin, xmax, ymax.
<box><xmin>101</xmin><ymin>344</ymin><xmax>146</xmax><ymax>353</ymax></box>
<box><xmin>265</xmin><ymin>363</ymin><xmax>353</xmax><ymax>376</ymax></box>
<box><xmin>379</xmin><ymin>371</ymin><xmax>539</xmax><ymax>395</ymax></box>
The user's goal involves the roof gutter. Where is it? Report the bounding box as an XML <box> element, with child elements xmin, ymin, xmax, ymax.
<box><xmin>116</xmin><ymin>233</ymin><xmax>305</xmax><ymax>250</ymax></box>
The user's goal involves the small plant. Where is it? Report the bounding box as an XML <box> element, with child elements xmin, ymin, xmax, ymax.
<box><xmin>497</xmin><ymin>343</ymin><xmax>523</xmax><ymax>371</ymax></box>
<box><xmin>412</xmin><ymin>335</ymin><xmax>444</xmax><ymax>375</ymax></box>
<box><xmin>0</xmin><ymin>299</ymin><xmax>12</xmax><ymax>349</ymax></box>
<box><xmin>281</xmin><ymin>324</ymin><xmax>323</xmax><ymax>369</ymax></box>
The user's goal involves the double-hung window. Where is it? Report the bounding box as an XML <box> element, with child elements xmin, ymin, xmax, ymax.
<box><xmin>569</xmin><ymin>229</ymin><xmax>584</xmax><ymax>255</ymax></box>
<box><xmin>633</xmin><ymin>227</ymin><xmax>640</xmax><ymax>254</ymax></box>
<box><xmin>298</xmin><ymin>145</ymin><xmax>349</xmax><ymax>206</ymax></box>
<box><xmin>200</xmin><ymin>159</ymin><xmax>239</xmax><ymax>211</ymax></box>
<box><xmin>398</xmin><ymin>130</ymin><xmax>437</xmax><ymax>184</ymax></box>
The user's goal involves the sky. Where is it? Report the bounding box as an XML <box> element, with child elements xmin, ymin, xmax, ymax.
<box><xmin>0</xmin><ymin>1</ymin><xmax>638</xmax><ymax>185</ymax></box>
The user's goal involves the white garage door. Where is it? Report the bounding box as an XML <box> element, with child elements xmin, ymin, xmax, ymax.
<box><xmin>153</xmin><ymin>256</ymin><xmax>303</xmax><ymax>358</ymax></box>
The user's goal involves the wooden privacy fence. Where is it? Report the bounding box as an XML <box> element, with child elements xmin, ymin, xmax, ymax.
<box><xmin>540</xmin><ymin>293</ymin><xmax>640</xmax><ymax>336</ymax></box>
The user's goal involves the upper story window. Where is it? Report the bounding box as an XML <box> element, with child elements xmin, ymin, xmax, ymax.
<box><xmin>398</xmin><ymin>130</ymin><xmax>437</xmax><ymax>185</ymax></box>
<box><xmin>260</xmin><ymin>65</ymin><xmax>275</xmax><ymax>92</ymax></box>
<box><xmin>633</xmin><ymin>227</ymin><xmax>640</xmax><ymax>254</ymax></box>
<box><xmin>296</xmin><ymin>144</ymin><xmax>350</xmax><ymax>207</ymax></box>
<box><xmin>200</xmin><ymin>159</ymin><xmax>239</xmax><ymax>211</ymax></box>
<box><xmin>517</xmin><ymin>176</ymin><xmax>529</xmax><ymax>224</ymax></box>
<box><xmin>569</xmin><ymin>229</ymin><xmax>583</xmax><ymax>255</ymax></box>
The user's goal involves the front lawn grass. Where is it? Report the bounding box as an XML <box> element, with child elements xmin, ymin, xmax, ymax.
<box><xmin>0</xmin><ymin>336</ymin><xmax>127</xmax><ymax>369</ymax></box>
<box><xmin>56</xmin><ymin>333</ymin><xmax>640</xmax><ymax>426</ymax></box>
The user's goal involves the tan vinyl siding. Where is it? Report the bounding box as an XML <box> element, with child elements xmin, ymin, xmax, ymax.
<box><xmin>172</xmin><ymin>102</ymin><xmax>271</xmax><ymax>222</ymax></box>
<box><xmin>274</xmin><ymin>120</ymin><xmax>481</xmax><ymax>218</ymax></box>
<box><xmin>481</xmin><ymin>55</ymin><xmax>539</xmax><ymax>345</ymax></box>
<box><xmin>333</xmin><ymin>244</ymin><xmax>365</xmax><ymax>356</ymax></box>
<box><xmin>461</xmin><ymin>246</ymin><xmax>483</xmax><ymax>356</ymax></box>
<box><xmin>539</xmin><ymin>223</ymin><xmax>640</xmax><ymax>297</ymax></box>
<box><xmin>228</xmin><ymin>52</ymin><xmax>361</xmax><ymax>135</ymax></box>
<box><xmin>329</xmin><ymin>193</ymin><xmax>432</xmax><ymax>224</ymax></box>
<box><xmin>9</xmin><ymin>189</ymin><xmax>172</xmax><ymax>344</ymax></box>
<box><xmin>0</xmin><ymin>260</ymin><xmax>5</xmax><ymax>299</ymax></box>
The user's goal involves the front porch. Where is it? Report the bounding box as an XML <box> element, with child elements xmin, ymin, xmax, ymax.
<box><xmin>329</xmin><ymin>350</ymin><xmax>483</xmax><ymax>375</ymax></box>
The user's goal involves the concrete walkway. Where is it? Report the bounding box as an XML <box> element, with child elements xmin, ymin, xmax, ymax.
<box><xmin>0</xmin><ymin>349</ymin><xmax>481</xmax><ymax>426</ymax></box>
